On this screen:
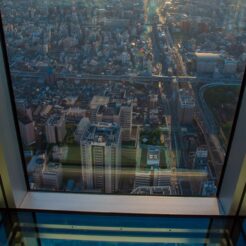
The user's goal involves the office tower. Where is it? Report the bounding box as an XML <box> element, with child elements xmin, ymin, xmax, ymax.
<box><xmin>18</xmin><ymin>117</ymin><xmax>36</xmax><ymax>146</ymax></box>
<box><xmin>96</xmin><ymin>103</ymin><xmax>121</xmax><ymax>124</ymax></box>
<box><xmin>94</xmin><ymin>102</ymin><xmax>132</xmax><ymax>141</ymax></box>
<box><xmin>120</xmin><ymin>104</ymin><xmax>133</xmax><ymax>141</ymax></box>
<box><xmin>16</xmin><ymin>99</ymin><xmax>33</xmax><ymax>121</ymax></box>
<box><xmin>238</xmin><ymin>2</ymin><xmax>246</xmax><ymax>29</ymax></box>
<box><xmin>193</xmin><ymin>147</ymin><xmax>208</xmax><ymax>170</ymax></box>
<box><xmin>45</xmin><ymin>114</ymin><xmax>66</xmax><ymax>144</ymax></box>
<box><xmin>40</xmin><ymin>105</ymin><xmax>53</xmax><ymax>118</ymax></box>
<box><xmin>132</xmin><ymin>170</ymin><xmax>172</xmax><ymax>195</ymax></box>
<box><xmin>121</xmin><ymin>51</ymin><xmax>130</xmax><ymax>64</ymax></box>
<box><xmin>121</xmin><ymin>139</ymin><xmax>141</xmax><ymax>168</ymax></box>
<box><xmin>74</xmin><ymin>117</ymin><xmax>90</xmax><ymax>143</ymax></box>
<box><xmin>80</xmin><ymin>122</ymin><xmax>121</xmax><ymax>193</ymax></box>
<box><xmin>162</xmin><ymin>115</ymin><xmax>172</xmax><ymax>151</ymax></box>
<box><xmin>27</xmin><ymin>154</ymin><xmax>47</xmax><ymax>189</ymax></box>
<box><xmin>201</xmin><ymin>180</ymin><xmax>217</xmax><ymax>196</ymax></box>
<box><xmin>224</xmin><ymin>59</ymin><xmax>237</xmax><ymax>74</ymax></box>
<box><xmin>147</xmin><ymin>146</ymin><xmax>160</xmax><ymax>168</ymax></box>
<box><xmin>177</xmin><ymin>89</ymin><xmax>195</xmax><ymax>124</ymax></box>
<box><xmin>195</xmin><ymin>52</ymin><xmax>220</xmax><ymax>73</ymax></box>
<box><xmin>42</xmin><ymin>162</ymin><xmax>63</xmax><ymax>190</ymax></box>
<box><xmin>149</xmin><ymin>94</ymin><xmax>158</xmax><ymax>108</ymax></box>
<box><xmin>153</xmin><ymin>171</ymin><xmax>171</xmax><ymax>187</ymax></box>
<box><xmin>89</xmin><ymin>96</ymin><xmax>110</xmax><ymax>123</ymax></box>
<box><xmin>46</xmin><ymin>66</ymin><xmax>56</xmax><ymax>84</ymax></box>
<box><xmin>134</xmin><ymin>171</ymin><xmax>152</xmax><ymax>188</ymax></box>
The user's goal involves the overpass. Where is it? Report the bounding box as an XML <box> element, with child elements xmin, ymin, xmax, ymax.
<box><xmin>11</xmin><ymin>70</ymin><xmax>198</xmax><ymax>83</ymax></box>
<box><xmin>12</xmin><ymin>70</ymin><xmax>241</xmax><ymax>85</ymax></box>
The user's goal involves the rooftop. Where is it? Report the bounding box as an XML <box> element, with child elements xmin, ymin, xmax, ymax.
<box><xmin>18</xmin><ymin>115</ymin><xmax>32</xmax><ymax>125</ymax></box>
<box><xmin>195</xmin><ymin>52</ymin><xmax>221</xmax><ymax>61</ymax></box>
<box><xmin>46</xmin><ymin>114</ymin><xmax>64</xmax><ymax>126</ymax></box>
<box><xmin>97</xmin><ymin>103</ymin><xmax>121</xmax><ymax>116</ymax></box>
<box><xmin>195</xmin><ymin>147</ymin><xmax>208</xmax><ymax>158</ymax></box>
<box><xmin>178</xmin><ymin>89</ymin><xmax>195</xmax><ymax>108</ymax></box>
<box><xmin>43</xmin><ymin>162</ymin><xmax>62</xmax><ymax>173</ymax></box>
<box><xmin>147</xmin><ymin>146</ymin><xmax>160</xmax><ymax>167</ymax></box>
<box><xmin>81</xmin><ymin>122</ymin><xmax>120</xmax><ymax>146</ymax></box>
<box><xmin>90</xmin><ymin>96</ymin><xmax>110</xmax><ymax>109</ymax></box>
<box><xmin>27</xmin><ymin>154</ymin><xmax>46</xmax><ymax>173</ymax></box>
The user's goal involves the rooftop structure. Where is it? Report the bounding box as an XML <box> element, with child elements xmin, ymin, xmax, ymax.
<box><xmin>18</xmin><ymin>117</ymin><xmax>36</xmax><ymax>146</ymax></box>
<box><xmin>177</xmin><ymin>89</ymin><xmax>195</xmax><ymax>125</ymax></box>
<box><xmin>178</xmin><ymin>89</ymin><xmax>195</xmax><ymax>108</ymax></box>
<box><xmin>97</xmin><ymin>104</ymin><xmax>121</xmax><ymax>116</ymax></box>
<box><xmin>45</xmin><ymin>114</ymin><xmax>66</xmax><ymax>144</ymax></box>
<box><xmin>80</xmin><ymin>122</ymin><xmax>121</xmax><ymax>193</ymax></box>
<box><xmin>81</xmin><ymin>122</ymin><xmax>121</xmax><ymax>146</ymax></box>
<box><xmin>40</xmin><ymin>105</ymin><xmax>53</xmax><ymax>117</ymax></box>
<box><xmin>27</xmin><ymin>154</ymin><xmax>46</xmax><ymax>174</ymax></box>
<box><xmin>147</xmin><ymin>146</ymin><xmax>160</xmax><ymax>168</ymax></box>
<box><xmin>42</xmin><ymin>162</ymin><xmax>63</xmax><ymax>190</ymax></box>
<box><xmin>74</xmin><ymin>117</ymin><xmax>91</xmax><ymax>143</ymax></box>
<box><xmin>90</xmin><ymin>96</ymin><xmax>110</xmax><ymax>110</ymax></box>
<box><xmin>195</xmin><ymin>52</ymin><xmax>221</xmax><ymax>61</ymax></box>
<box><xmin>27</xmin><ymin>154</ymin><xmax>46</xmax><ymax>189</ymax></box>
<box><xmin>193</xmin><ymin>147</ymin><xmax>208</xmax><ymax>169</ymax></box>
<box><xmin>46</xmin><ymin>115</ymin><xmax>64</xmax><ymax>126</ymax></box>
<box><xmin>195</xmin><ymin>53</ymin><xmax>221</xmax><ymax>74</ymax></box>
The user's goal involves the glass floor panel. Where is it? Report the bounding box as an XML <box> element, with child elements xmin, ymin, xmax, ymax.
<box><xmin>0</xmin><ymin>210</ymin><xmax>245</xmax><ymax>246</ymax></box>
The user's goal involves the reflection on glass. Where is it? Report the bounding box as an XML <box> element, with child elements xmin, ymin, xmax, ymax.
<box><xmin>0</xmin><ymin>177</ymin><xmax>6</xmax><ymax>209</ymax></box>
<box><xmin>1</xmin><ymin>211</ymin><xmax>242</xmax><ymax>245</ymax></box>
<box><xmin>0</xmin><ymin>0</ymin><xmax>245</xmax><ymax>195</ymax></box>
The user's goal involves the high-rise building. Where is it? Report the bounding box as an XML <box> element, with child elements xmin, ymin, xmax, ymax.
<box><xmin>45</xmin><ymin>114</ymin><xmax>66</xmax><ymax>144</ymax></box>
<box><xmin>147</xmin><ymin>146</ymin><xmax>160</xmax><ymax>168</ymax></box>
<box><xmin>42</xmin><ymin>162</ymin><xmax>63</xmax><ymax>190</ymax></box>
<box><xmin>16</xmin><ymin>99</ymin><xmax>33</xmax><ymax>121</ymax></box>
<box><xmin>132</xmin><ymin>170</ymin><xmax>173</xmax><ymax>195</ymax></box>
<box><xmin>94</xmin><ymin>102</ymin><xmax>132</xmax><ymax>141</ymax></box>
<box><xmin>177</xmin><ymin>89</ymin><xmax>196</xmax><ymax>124</ymax></box>
<box><xmin>89</xmin><ymin>96</ymin><xmax>110</xmax><ymax>123</ymax></box>
<box><xmin>134</xmin><ymin>171</ymin><xmax>152</xmax><ymax>188</ymax></box>
<box><xmin>193</xmin><ymin>147</ymin><xmax>208</xmax><ymax>170</ymax></box>
<box><xmin>80</xmin><ymin>122</ymin><xmax>121</xmax><ymax>193</ymax></box>
<box><xmin>201</xmin><ymin>180</ymin><xmax>217</xmax><ymax>196</ymax></box>
<box><xmin>27</xmin><ymin>154</ymin><xmax>47</xmax><ymax>189</ymax></box>
<box><xmin>120</xmin><ymin>104</ymin><xmax>133</xmax><ymax>140</ymax></box>
<box><xmin>74</xmin><ymin>117</ymin><xmax>90</xmax><ymax>143</ymax></box>
<box><xmin>96</xmin><ymin>103</ymin><xmax>121</xmax><ymax>124</ymax></box>
<box><xmin>18</xmin><ymin>117</ymin><xmax>36</xmax><ymax>146</ymax></box>
<box><xmin>224</xmin><ymin>59</ymin><xmax>237</xmax><ymax>74</ymax></box>
<box><xmin>149</xmin><ymin>94</ymin><xmax>158</xmax><ymax>108</ymax></box>
<box><xmin>195</xmin><ymin>52</ymin><xmax>220</xmax><ymax>73</ymax></box>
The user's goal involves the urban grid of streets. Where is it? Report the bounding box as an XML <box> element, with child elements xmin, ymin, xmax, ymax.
<box><xmin>1</xmin><ymin>0</ymin><xmax>245</xmax><ymax>195</ymax></box>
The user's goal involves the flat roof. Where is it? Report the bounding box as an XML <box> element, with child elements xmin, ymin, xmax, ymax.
<box><xmin>195</xmin><ymin>52</ymin><xmax>220</xmax><ymax>60</ymax></box>
<box><xmin>81</xmin><ymin>122</ymin><xmax>120</xmax><ymax>145</ymax></box>
<box><xmin>178</xmin><ymin>89</ymin><xmax>195</xmax><ymax>107</ymax></box>
<box><xmin>97</xmin><ymin>103</ymin><xmax>121</xmax><ymax>116</ymax></box>
<box><xmin>47</xmin><ymin>114</ymin><xmax>64</xmax><ymax>126</ymax></box>
<box><xmin>90</xmin><ymin>96</ymin><xmax>110</xmax><ymax>109</ymax></box>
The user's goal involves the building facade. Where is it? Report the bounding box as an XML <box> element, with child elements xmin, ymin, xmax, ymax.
<box><xmin>80</xmin><ymin>122</ymin><xmax>121</xmax><ymax>193</ymax></box>
<box><xmin>45</xmin><ymin>114</ymin><xmax>66</xmax><ymax>144</ymax></box>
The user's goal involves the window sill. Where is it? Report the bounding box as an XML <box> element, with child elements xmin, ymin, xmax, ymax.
<box><xmin>19</xmin><ymin>192</ymin><xmax>221</xmax><ymax>215</ymax></box>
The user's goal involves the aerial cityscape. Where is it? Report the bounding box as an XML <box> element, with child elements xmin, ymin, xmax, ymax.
<box><xmin>1</xmin><ymin>0</ymin><xmax>245</xmax><ymax>196</ymax></box>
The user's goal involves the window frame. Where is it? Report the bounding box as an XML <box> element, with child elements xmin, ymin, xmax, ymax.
<box><xmin>0</xmin><ymin>12</ymin><xmax>245</xmax><ymax>216</ymax></box>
